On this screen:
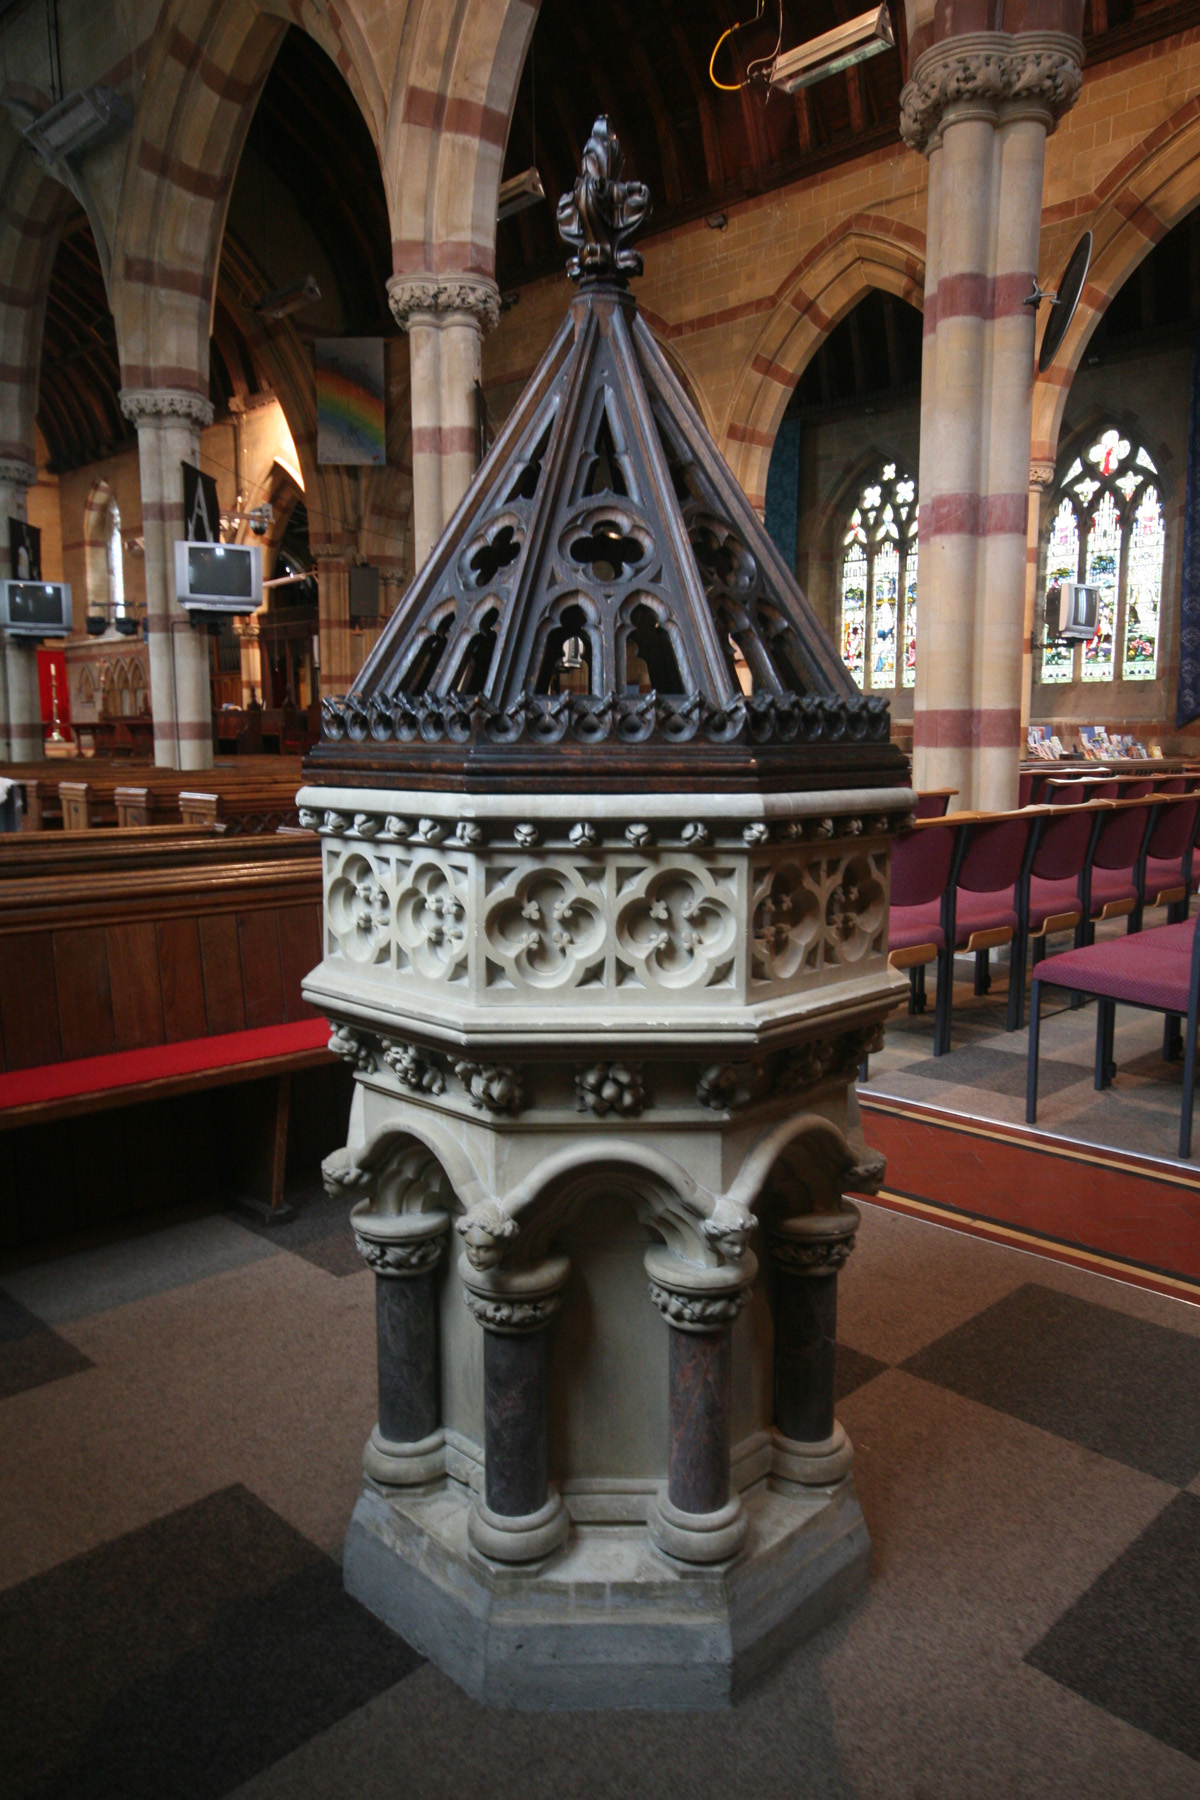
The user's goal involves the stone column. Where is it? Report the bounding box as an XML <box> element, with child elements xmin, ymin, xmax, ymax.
<box><xmin>0</xmin><ymin>456</ymin><xmax>42</xmax><ymax>762</ymax></box>
<box><xmin>387</xmin><ymin>276</ymin><xmax>500</xmax><ymax>570</ymax></box>
<box><xmin>352</xmin><ymin>1202</ymin><xmax>450</xmax><ymax>1487</ymax></box>
<box><xmin>770</xmin><ymin>1202</ymin><xmax>859</xmax><ymax>1487</ymax></box>
<box><xmin>315</xmin><ymin>552</ymin><xmax>353</xmax><ymax>701</ymax></box>
<box><xmin>904</xmin><ymin>29</ymin><xmax>1082</xmax><ymax>812</ymax></box>
<box><xmin>645</xmin><ymin>1247</ymin><xmax>755</xmax><ymax>1565</ymax></box>
<box><xmin>1022</xmin><ymin>460</ymin><xmax>1057</xmax><ymax>733</ymax></box>
<box><xmin>460</xmin><ymin>1252</ymin><xmax>571</xmax><ymax>1564</ymax></box>
<box><xmin>119</xmin><ymin>388</ymin><xmax>216</xmax><ymax>770</ymax></box>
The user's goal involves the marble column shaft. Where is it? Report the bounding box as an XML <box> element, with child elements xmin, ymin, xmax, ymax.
<box><xmin>668</xmin><ymin>1325</ymin><xmax>732</xmax><ymax>1516</ymax></box>
<box><xmin>770</xmin><ymin>1204</ymin><xmax>859</xmax><ymax>1486</ymax></box>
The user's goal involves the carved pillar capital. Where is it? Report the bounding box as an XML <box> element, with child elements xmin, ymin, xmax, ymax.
<box><xmin>119</xmin><ymin>386</ymin><xmax>215</xmax><ymax>431</ymax></box>
<box><xmin>386</xmin><ymin>272</ymin><xmax>501</xmax><ymax>336</ymax></box>
<box><xmin>900</xmin><ymin>31</ymin><xmax>1083</xmax><ymax>155</ymax></box>
<box><xmin>351</xmin><ymin>1202</ymin><xmax>450</xmax><ymax>1277</ymax></box>
<box><xmin>768</xmin><ymin>1201</ymin><xmax>861</xmax><ymax>1276</ymax></box>
<box><xmin>1029</xmin><ymin>460</ymin><xmax>1057</xmax><ymax>492</ymax></box>
<box><xmin>0</xmin><ymin>458</ymin><xmax>38</xmax><ymax>490</ymax></box>
<box><xmin>459</xmin><ymin>1253</ymin><xmax>570</xmax><ymax>1333</ymax></box>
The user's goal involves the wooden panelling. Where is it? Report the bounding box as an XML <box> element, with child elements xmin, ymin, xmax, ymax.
<box><xmin>106</xmin><ymin>921</ymin><xmax>166</xmax><ymax>1051</ymax></box>
<box><xmin>278</xmin><ymin>904</ymin><xmax>321</xmax><ymax>1020</ymax></box>
<box><xmin>237</xmin><ymin>910</ymin><xmax>285</xmax><ymax>1029</ymax></box>
<box><xmin>199</xmin><ymin>913</ymin><xmax>247</xmax><ymax>1035</ymax></box>
<box><xmin>0</xmin><ymin>931</ymin><xmax>61</xmax><ymax>1070</ymax></box>
<box><xmin>157</xmin><ymin>917</ymin><xmax>209</xmax><ymax>1043</ymax></box>
<box><xmin>52</xmin><ymin>929</ymin><xmax>116</xmax><ymax>1061</ymax></box>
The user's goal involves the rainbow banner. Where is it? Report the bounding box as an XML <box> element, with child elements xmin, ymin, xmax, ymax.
<box><xmin>315</xmin><ymin>338</ymin><xmax>386</xmax><ymax>467</ymax></box>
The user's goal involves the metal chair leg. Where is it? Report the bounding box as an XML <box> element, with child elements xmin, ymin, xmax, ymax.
<box><xmin>974</xmin><ymin>949</ymin><xmax>990</xmax><ymax>996</ymax></box>
<box><xmin>1026</xmin><ymin>980</ymin><xmax>1042</xmax><ymax>1124</ymax></box>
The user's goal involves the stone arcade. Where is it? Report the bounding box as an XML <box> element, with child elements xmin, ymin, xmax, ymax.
<box><xmin>301</xmin><ymin>122</ymin><xmax>913</xmax><ymax>1709</ymax></box>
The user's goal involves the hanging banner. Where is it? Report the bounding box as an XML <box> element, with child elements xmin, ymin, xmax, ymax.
<box><xmin>315</xmin><ymin>338</ymin><xmax>386</xmax><ymax>467</ymax></box>
<box><xmin>182</xmin><ymin>463</ymin><xmax>220</xmax><ymax>542</ymax></box>
<box><xmin>1177</xmin><ymin>333</ymin><xmax>1200</xmax><ymax>726</ymax></box>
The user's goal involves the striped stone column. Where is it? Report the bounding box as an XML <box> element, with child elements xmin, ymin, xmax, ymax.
<box><xmin>0</xmin><ymin>457</ymin><xmax>42</xmax><ymax>762</ymax></box>
<box><xmin>903</xmin><ymin>26</ymin><xmax>1082</xmax><ymax>812</ymax></box>
<box><xmin>120</xmin><ymin>388</ymin><xmax>215</xmax><ymax>771</ymax></box>
<box><xmin>387</xmin><ymin>276</ymin><xmax>500</xmax><ymax>569</ymax></box>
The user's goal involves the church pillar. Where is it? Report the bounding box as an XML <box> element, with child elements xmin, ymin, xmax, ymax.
<box><xmin>645</xmin><ymin>1248</ymin><xmax>754</xmax><ymax>1565</ymax></box>
<box><xmin>905</xmin><ymin>27</ymin><xmax>1082</xmax><ymax>812</ymax></box>
<box><xmin>770</xmin><ymin>1203</ymin><xmax>859</xmax><ymax>1487</ymax></box>
<box><xmin>460</xmin><ymin>1252</ymin><xmax>571</xmax><ymax>1564</ymax></box>
<box><xmin>352</xmin><ymin>1204</ymin><xmax>449</xmax><ymax>1488</ymax></box>
<box><xmin>1022</xmin><ymin>461</ymin><xmax>1057</xmax><ymax>734</ymax></box>
<box><xmin>119</xmin><ymin>388</ymin><xmax>215</xmax><ymax>771</ymax></box>
<box><xmin>0</xmin><ymin>457</ymin><xmax>42</xmax><ymax>762</ymax></box>
<box><xmin>387</xmin><ymin>277</ymin><xmax>500</xmax><ymax>569</ymax></box>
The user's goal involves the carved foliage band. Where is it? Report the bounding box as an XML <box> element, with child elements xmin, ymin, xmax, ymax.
<box><xmin>119</xmin><ymin>387</ymin><xmax>216</xmax><ymax>430</ymax></box>
<box><xmin>900</xmin><ymin>33</ymin><xmax>1083</xmax><ymax>153</ymax></box>
<box><xmin>463</xmin><ymin>1288</ymin><xmax>562</xmax><ymax>1332</ymax></box>
<box><xmin>354</xmin><ymin>1232</ymin><xmax>446</xmax><ymax>1277</ymax></box>
<box><xmin>648</xmin><ymin>1280</ymin><xmax>749</xmax><ymax>1332</ymax></box>
<box><xmin>386</xmin><ymin>274</ymin><xmax>501</xmax><ymax>334</ymax></box>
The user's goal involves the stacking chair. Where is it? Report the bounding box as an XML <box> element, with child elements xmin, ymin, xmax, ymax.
<box><xmin>1078</xmin><ymin>797</ymin><xmax>1157</xmax><ymax>945</ymax></box>
<box><xmin>1027</xmin><ymin>910</ymin><xmax>1200</xmax><ymax>1158</ymax></box>
<box><xmin>887</xmin><ymin>822</ymin><xmax>958</xmax><ymax>1018</ymax></box>
<box><xmin>1007</xmin><ymin>802</ymin><xmax>1096</xmax><ymax>1030</ymax></box>
<box><xmin>914</xmin><ymin>789</ymin><xmax>957</xmax><ymax>819</ymax></box>
<box><xmin>932</xmin><ymin>812</ymin><xmax>1034</xmax><ymax>1055</ymax></box>
<box><xmin>1135</xmin><ymin>794</ymin><xmax>1200</xmax><ymax>929</ymax></box>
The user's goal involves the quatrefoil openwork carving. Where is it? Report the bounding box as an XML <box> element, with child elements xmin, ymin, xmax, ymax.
<box><xmin>749</xmin><ymin>861</ymin><xmax>821</xmax><ymax>981</ymax></box>
<box><xmin>823</xmin><ymin>854</ymin><xmax>886</xmax><ymax>962</ymax></box>
<box><xmin>615</xmin><ymin>864</ymin><xmax>736</xmax><ymax>990</ymax></box>
<box><xmin>395</xmin><ymin>856</ymin><xmax>470</xmax><ymax>981</ymax></box>
<box><xmin>457</xmin><ymin>514</ymin><xmax>523</xmax><ymax>590</ymax></box>
<box><xmin>561</xmin><ymin>507</ymin><xmax>652</xmax><ymax>584</ymax></box>
<box><xmin>485</xmin><ymin>865</ymin><xmax>605</xmax><ymax>988</ymax></box>
<box><xmin>327</xmin><ymin>852</ymin><xmax>391</xmax><ymax>965</ymax></box>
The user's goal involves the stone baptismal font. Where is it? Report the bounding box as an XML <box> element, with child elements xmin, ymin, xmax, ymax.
<box><xmin>300</xmin><ymin>119</ymin><xmax>912</xmax><ymax>1708</ymax></box>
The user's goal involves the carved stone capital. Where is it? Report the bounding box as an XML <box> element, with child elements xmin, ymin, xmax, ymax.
<box><xmin>1030</xmin><ymin>460</ymin><xmax>1057</xmax><ymax>492</ymax></box>
<box><xmin>386</xmin><ymin>273</ymin><xmax>501</xmax><ymax>335</ymax></box>
<box><xmin>900</xmin><ymin>32</ymin><xmax>1083</xmax><ymax>154</ymax></box>
<box><xmin>0</xmin><ymin>458</ymin><xmax>37</xmax><ymax>490</ymax></box>
<box><xmin>460</xmin><ymin>1252</ymin><xmax>570</xmax><ymax>1333</ymax></box>
<box><xmin>354</xmin><ymin>1230</ymin><xmax>446</xmax><ymax>1276</ymax></box>
<box><xmin>648</xmin><ymin>1280</ymin><xmax>749</xmax><ymax>1332</ymax></box>
<box><xmin>119</xmin><ymin>386</ymin><xmax>215</xmax><ymax>430</ymax></box>
<box><xmin>770</xmin><ymin>1202</ymin><xmax>861</xmax><ymax>1277</ymax></box>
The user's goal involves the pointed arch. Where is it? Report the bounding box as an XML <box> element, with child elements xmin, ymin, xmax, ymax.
<box><xmin>720</xmin><ymin>213</ymin><xmax>925</xmax><ymax>512</ymax></box>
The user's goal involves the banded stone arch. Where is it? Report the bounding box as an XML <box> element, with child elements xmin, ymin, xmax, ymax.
<box><xmin>1032</xmin><ymin>101</ymin><xmax>1200</xmax><ymax>471</ymax></box>
<box><xmin>0</xmin><ymin>138</ymin><xmax>75</xmax><ymax>466</ymax></box>
<box><xmin>720</xmin><ymin>214</ymin><xmax>926</xmax><ymax>514</ymax></box>
<box><xmin>386</xmin><ymin>0</ymin><xmax>541</xmax><ymax>284</ymax></box>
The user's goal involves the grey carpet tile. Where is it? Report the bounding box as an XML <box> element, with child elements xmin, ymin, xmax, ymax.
<box><xmin>0</xmin><ymin>1483</ymin><xmax>420</xmax><ymax>1800</ymax></box>
<box><xmin>833</xmin><ymin>1342</ymin><xmax>888</xmax><ymax>1402</ymax></box>
<box><xmin>902</xmin><ymin>1283</ymin><xmax>1200</xmax><ymax>1486</ymax></box>
<box><xmin>229</xmin><ymin>1187</ymin><xmax>364</xmax><ymax>1277</ymax></box>
<box><xmin>0</xmin><ymin>1286</ymin><xmax>49</xmax><ymax>1342</ymax></box>
<box><xmin>0</xmin><ymin>1313</ymin><xmax>93</xmax><ymax>1400</ymax></box>
<box><xmin>900</xmin><ymin>1044</ymin><xmax>1089</xmax><ymax>1098</ymax></box>
<box><xmin>1026</xmin><ymin>1491</ymin><xmax>1200</xmax><ymax>1763</ymax></box>
<box><xmin>1</xmin><ymin>1213</ymin><xmax>278</xmax><ymax>1325</ymax></box>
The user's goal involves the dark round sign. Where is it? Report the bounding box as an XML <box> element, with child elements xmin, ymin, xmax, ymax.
<box><xmin>1038</xmin><ymin>231</ymin><xmax>1093</xmax><ymax>373</ymax></box>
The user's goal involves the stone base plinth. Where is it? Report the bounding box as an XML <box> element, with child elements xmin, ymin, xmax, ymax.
<box><xmin>344</xmin><ymin>1478</ymin><xmax>869</xmax><ymax>1710</ymax></box>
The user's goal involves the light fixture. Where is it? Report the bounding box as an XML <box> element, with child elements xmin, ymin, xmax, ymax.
<box><xmin>769</xmin><ymin>5</ymin><xmax>894</xmax><ymax>94</ymax></box>
<box><xmin>23</xmin><ymin>86</ymin><xmax>131</xmax><ymax>165</ymax></box>
<box><xmin>498</xmin><ymin>167</ymin><xmax>545</xmax><ymax>222</ymax></box>
<box><xmin>705</xmin><ymin>212</ymin><xmax>728</xmax><ymax>232</ymax></box>
<box><xmin>253</xmin><ymin>275</ymin><xmax>322</xmax><ymax>320</ymax></box>
<box><xmin>560</xmin><ymin>636</ymin><xmax>586</xmax><ymax>671</ymax></box>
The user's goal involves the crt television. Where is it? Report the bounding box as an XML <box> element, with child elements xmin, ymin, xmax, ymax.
<box><xmin>1057</xmin><ymin>580</ymin><xmax>1099</xmax><ymax>640</ymax></box>
<box><xmin>0</xmin><ymin>579</ymin><xmax>72</xmax><ymax>638</ymax></box>
<box><xmin>174</xmin><ymin>540</ymin><xmax>263</xmax><ymax>616</ymax></box>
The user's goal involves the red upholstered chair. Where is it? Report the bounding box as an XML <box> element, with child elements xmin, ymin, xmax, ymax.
<box><xmin>887</xmin><ymin>822</ymin><xmax>958</xmax><ymax>1018</ymax></box>
<box><xmin>1027</xmin><ymin>911</ymin><xmax>1200</xmax><ymax>1158</ymax></box>
<box><xmin>1079</xmin><ymin>798</ymin><xmax>1156</xmax><ymax>944</ymax></box>
<box><xmin>1018</xmin><ymin>774</ymin><xmax>1035</xmax><ymax>809</ymax></box>
<box><xmin>931</xmin><ymin>813</ymin><xmax>1034</xmax><ymax>1055</ymax></box>
<box><xmin>1136</xmin><ymin>795</ymin><xmax>1200</xmax><ymax>928</ymax></box>
<box><xmin>1007</xmin><ymin>802</ymin><xmax>1098</xmax><ymax>1030</ymax></box>
<box><xmin>914</xmin><ymin>790</ymin><xmax>955</xmax><ymax>819</ymax></box>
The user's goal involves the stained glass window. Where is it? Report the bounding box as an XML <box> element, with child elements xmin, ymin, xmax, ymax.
<box><xmin>839</xmin><ymin>465</ymin><xmax>918</xmax><ymax>692</ymax></box>
<box><xmin>1040</xmin><ymin>427</ymin><xmax>1167</xmax><ymax>688</ymax></box>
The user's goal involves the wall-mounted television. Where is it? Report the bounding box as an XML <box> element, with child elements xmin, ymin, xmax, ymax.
<box><xmin>0</xmin><ymin>579</ymin><xmax>72</xmax><ymax>638</ymax></box>
<box><xmin>174</xmin><ymin>540</ymin><xmax>262</xmax><ymax>616</ymax></box>
<box><xmin>1057</xmin><ymin>580</ymin><xmax>1099</xmax><ymax>640</ymax></box>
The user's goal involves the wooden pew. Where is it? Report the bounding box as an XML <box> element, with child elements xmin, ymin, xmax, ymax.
<box><xmin>0</xmin><ymin>829</ymin><xmax>340</xmax><ymax>1249</ymax></box>
<box><xmin>178</xmin><ymin>778</ymin><xmax>304</xmax><ymax>834</ymax></box>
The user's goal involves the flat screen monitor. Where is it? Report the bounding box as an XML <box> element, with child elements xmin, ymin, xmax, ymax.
<box><xmin>0</xmin><ymin>579</ymin><xmax>72</xmax><ymax>637</ymax></box>
<box><xmin>1057</xmin><ymin>580</ymin><xmax>1099</xmax><ymax>640</ymax></box>
<box><xmin>174</xmin><ymin>540</ymin><xmax>263</xmax><ymax>615</ymax></box>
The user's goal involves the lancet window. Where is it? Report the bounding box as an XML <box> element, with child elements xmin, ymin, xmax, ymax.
<box><xmin>838</xmin><ymin>464</ymin><xmax>918</xmax><ymax>692</ymax></box>
<box><xmin>1040</xmin><ymin>427</ymin><xmax>1166</xmax><ymax>685</ymax></box>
